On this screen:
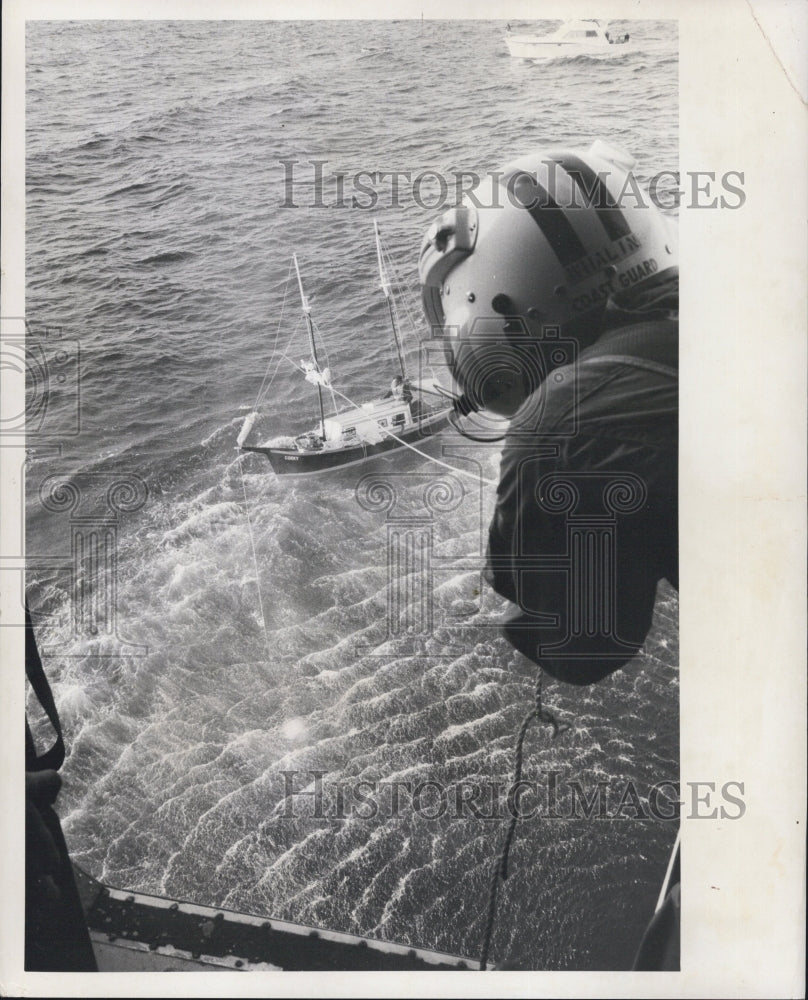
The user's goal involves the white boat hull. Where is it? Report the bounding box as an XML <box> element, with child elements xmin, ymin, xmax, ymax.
<box><xmin>506</xmin><ymin>34</ymin><xmax>632</xmax><ymax>60</ymax></box>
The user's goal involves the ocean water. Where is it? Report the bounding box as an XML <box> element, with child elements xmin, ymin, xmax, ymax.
<box><xmin>25</xmin><ymin>19</ymin><xmax>679</xmax><ymax>970</ymax></box>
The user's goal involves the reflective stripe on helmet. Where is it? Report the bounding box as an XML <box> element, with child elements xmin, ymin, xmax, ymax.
<box><xmin>548</xmin><ymin>153</ymin><xmax>632</xmax><ymax>241</ymax></box>
<box><xmin>500</xmin><ymin>170</ymin><xmax>588</xmax><ymax>268</ymax></box>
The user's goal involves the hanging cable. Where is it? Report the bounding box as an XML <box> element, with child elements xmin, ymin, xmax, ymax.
<box><xmin>236</xmin><ymin>456</ymin><xmax>274</xmax><ymax>667</ymax></box>
<box><xmin>479</xmin><ymin>669</ymin><xmax>570</xmax><ymax>971</ymax></box>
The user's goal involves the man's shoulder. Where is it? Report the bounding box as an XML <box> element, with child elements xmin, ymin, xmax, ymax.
<box><xmin>509</xmin><ymin>318</ymin><xmax>678</xmax><ymax>442</ymax></box>
<box><xmin>579</xmin><ymin>316</ymin><xmax>678</xmax><ymax>371</ymax></box>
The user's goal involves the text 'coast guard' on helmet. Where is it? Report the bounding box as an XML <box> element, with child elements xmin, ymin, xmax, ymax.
<box><xmin>418</xmin><ymin>140</ymin><xmax>678</xmax><ymax>416</ymax></box>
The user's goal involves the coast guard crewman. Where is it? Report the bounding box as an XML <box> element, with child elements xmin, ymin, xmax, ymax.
<box><xmin>418</xmin><ymin>140</ymin><xmax>678</xmax><ymax>685</ymax></box>
<box><xmin>25</xmin><ymin>604</ymin><xmax>97</xmax><ymax>970</ymax></box>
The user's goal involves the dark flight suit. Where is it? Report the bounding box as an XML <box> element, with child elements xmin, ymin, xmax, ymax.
<box><xmin>486</xmin><ymin>282</ymin><xmax>678</xmax><ymax>685</ymax></box>
<box><xmin>25</xmin><ymin>606</ymin><xmax>97</xmax><ymax>971</ymax></box>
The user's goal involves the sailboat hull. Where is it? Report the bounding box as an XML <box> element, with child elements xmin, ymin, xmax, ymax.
<box><xmin>242</xmin><ymin>408</ymin><xmax>452</xmax><ymax>476</ymax></box>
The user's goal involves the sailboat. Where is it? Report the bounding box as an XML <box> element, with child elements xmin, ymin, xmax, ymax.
<box><xmin>237</xmin><ymin>224</ymin><xmax>453</xmax><ymax>476</ymax></box>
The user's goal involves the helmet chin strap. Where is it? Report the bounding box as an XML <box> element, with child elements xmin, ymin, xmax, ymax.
<box><xmin>432</xmin><ymin>385</ymin><xmax>510</xmax><ymax>443</ymax></box>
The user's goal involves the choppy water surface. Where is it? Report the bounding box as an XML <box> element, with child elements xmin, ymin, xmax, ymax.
<box><xmin>25</xmin><ymin>19</ymin><xmax>678</xmax><ymax>969</ymax></box>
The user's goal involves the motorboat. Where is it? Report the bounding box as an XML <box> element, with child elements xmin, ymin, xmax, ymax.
<box><xmin>505</xmin><ymin>19</ymin><xmax>632</xmax><ymax>61</ymax></box>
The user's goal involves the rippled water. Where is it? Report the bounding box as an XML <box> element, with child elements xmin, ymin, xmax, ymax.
<box><xmin>25</xmin><ymin>19</ymin><xmax>678</xmax><ymax>969</ymax></box>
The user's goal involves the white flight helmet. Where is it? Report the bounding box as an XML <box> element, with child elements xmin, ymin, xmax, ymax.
<box><xmin>418</xmin><ymin>140</ymin><xmax>678</xmax><ymax>417</ymax></box>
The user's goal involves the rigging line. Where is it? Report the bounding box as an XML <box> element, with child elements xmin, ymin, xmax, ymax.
<box><xmin>391</xmin><ymin>298</ymin><xmax>412</xmax><ymax>367</ymax></box>
<box><xmin>260</xmin><ymin>314</ymin><xmax>303</xmax><ymax>406</ymax></box>
<box><xmin>384</xmin><ymin>243</ymin><xmax>425</xmax><ymax>338</ymax></box>
<box><xmin>479</xmin><ymin>669</ymin><xmax>569</xmax><ymax>971</ymax></box>
<box><xmin>256</xmin><ymin>315</ymin><xmax>305</xmax><ymax>410</ymax></box>
<box><xmin>277</xmin><ymin>353</ymin><xmax>311</xmax><ymax>376</ymax></box>
<box><xmin>254</xmin><ymin>258</ymin><xmax>295</xmax><ymax>408</ymax></box>
<box><xmin>383</xmin><ymin>243</ymin><xmax>440</xmax><ymax>381</ymax></box>
<box><xmin>237</xmin><ymin>455</ymin><xmax>273</xmax><ymax>667</ymax></box>
<box><xmin>382</xmin><ymin>244</ymin><xmax>418</xmax><ymax>345</ymax></box>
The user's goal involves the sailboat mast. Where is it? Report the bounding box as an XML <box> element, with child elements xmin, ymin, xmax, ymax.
<box><xmin>375</xmin><ymin>221</ymin><xmax>407</xmax><ymax>382</ymax></box>
<box><xmin>293</xmin><ymin>253</ymin><xmax>326</xmax><ymax>439</ymax></box>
